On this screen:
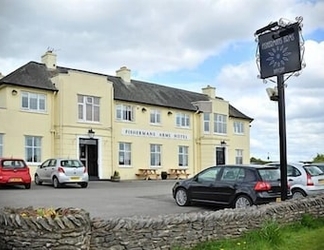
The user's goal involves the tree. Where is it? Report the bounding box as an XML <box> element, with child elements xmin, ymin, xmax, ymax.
<box><xmin>312</xmin><ymin>154</ymin><xmax>324</xmax><ymax>163</ymax></box>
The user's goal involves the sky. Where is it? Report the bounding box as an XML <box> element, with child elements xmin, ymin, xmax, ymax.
<box><xmin>1</xmin><ymin>0</ymin><xmax>324</xmax><ymax>162</ymax></box>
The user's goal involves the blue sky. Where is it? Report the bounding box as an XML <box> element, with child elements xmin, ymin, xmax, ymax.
<box><xmin>1</xmin><ymin>0</ymin><xmax>324</xmax><ymax>162</ymax></box>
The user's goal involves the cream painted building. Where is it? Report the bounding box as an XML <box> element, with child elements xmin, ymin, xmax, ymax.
<box><xmin>0</xmin><ymin>51</ymin><xmax>253</xmax><ymax>180</ymax></box>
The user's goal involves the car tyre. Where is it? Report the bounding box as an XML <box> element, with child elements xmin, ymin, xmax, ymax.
<box><xmin>175</xmin><ymin>188</ymin><xmax>190</xmax><ymax>206</ymax></box>
<box><xmin>34</xmin><ymin>174</ymin><xmax>42</xmax><ymax>185</ymax></box>
<box><xmin>292</xmin><ymin>189</ymin><xmax>306</xmax><ymax>199</ymax></box>
<box><xmin>25</xmin><ymin>184</ymin><xmax>31</xmax><ymax>189</ymax></box>
<box><xmin>234</xmin><ymin>195</ymin><xmax>252</xmax><ymax>208</ymax></box>
<box><xmin>80</xmin><ymin>182</ymin><xmax>88</xmax><ymax>188</ymax></box>
<box><xmin>53</xmin><ymin>177</ymin><xmax>61</xmax><ymax>188</ymax></box>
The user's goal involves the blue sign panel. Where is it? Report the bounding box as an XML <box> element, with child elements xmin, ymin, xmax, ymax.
<box><xmin>258</xmin><ymin>23</ymin><xmax>301</xmax><ymax>79</ymax></box>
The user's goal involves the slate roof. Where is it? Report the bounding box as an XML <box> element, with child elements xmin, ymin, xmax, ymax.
<box><xmin>107</xmin><ymin>76</ymin><xmax>210</xmax><ymax>111</ymax></box>
<box><xmin>0</xmin><ymin>61</ymin><xmax>253</xmax><ymax>121</ymax></box>
<box><xmin>0</xmin><ymin>62</ymin><xmax>58</xmax><ymax>91</ymax></box>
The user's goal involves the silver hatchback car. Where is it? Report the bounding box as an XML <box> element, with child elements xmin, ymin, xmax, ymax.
<box><xmin>35</xmin><ymin>158</ymin><xmax>89</xmax><ymax>188</ymax></box>
<box><xmin>266</xmin><ymin>162</ymin><xmax>324</xmax><ymax>198</ymax></box>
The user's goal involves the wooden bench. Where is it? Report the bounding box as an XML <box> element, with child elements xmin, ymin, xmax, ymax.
<box><xmin>168</xmin><ymin>169</ymin><xmax>190</xmax><ymax>180</ymax></box>
<box><xmin>135</xmin><ymin>169</ymin><xmax>159</xmax><ymax>180</ymax></box>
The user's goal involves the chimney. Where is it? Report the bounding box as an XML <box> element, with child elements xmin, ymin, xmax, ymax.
<box><xmin>202</xmin><ymin>85</ymin><xmax>216</xmax><ymax>99</ymax></box>
<box><xmin>116</xmin><ymin>66</ymin><xmax>131</xmax><ymax>82</ymax></box>
<box><xmin>0</xmin><ymin>72</ymin><xmax>4</xmax><ymax>80</ymax></box>
<box><xmin>41</xmin><ymin>50</ymin><xmax>57</xmax><ymax>70</ymax></box>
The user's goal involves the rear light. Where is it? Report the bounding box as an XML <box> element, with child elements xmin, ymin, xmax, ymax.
<box><xmin>254</xmin><ymin>181</ymin><xmax>271</xmax><ymax>191</ymax></box>
<box><xmin>306</xmin><ymin>173</ymin><xmax>314</xmax><ymax>186</ymax></box>
<box><xmin>58</xmin><ymin>167</ymin><xmax>65</xmax><ymax>173</ymax></box>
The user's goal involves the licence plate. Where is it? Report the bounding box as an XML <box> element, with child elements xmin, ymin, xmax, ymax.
<box><xmin>9</xmin><ymin>178</ymin><xmax>22</xmax><ymax>182</ymax></box>
<box><xmin>319</xmin><ymin>179</ymin><xmax>324</xmax><ymax>185</ymax></box>
<box><xmin>70</xmin><ymin>177</ymin><xmax>80</xmax><ymax>181</ymax></box>
<box><xmin>276</xmin><ymin>197</ymin><xmax>281</xmax><ymax>203</ymax></box>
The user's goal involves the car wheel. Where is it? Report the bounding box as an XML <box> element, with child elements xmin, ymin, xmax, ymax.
<box><xmin>80</xmin><ymin>182</ymin><xmax>88</xmax><ymax>188</ymax></box>
<box><xmin>25</xmin><ymin>184</ymin><xmax>31</xmax><ymax>189</ymax></box>
<box><xmin>34</xmin><ymin>174</ymin><xmax>42</xmax><ymax>185</ymax></box>
<box><xmin>175</xmin><ymin>188</ymin><xmax>190</xmax><ymax>206</ymax></box>
<box><xmin>292</xmin><ymin>189</ymin><xmax>306</xmax><ymax>199</ymax></box>
<box><xmin>53</xmin><ymin>177</ymin><xmax>61</xmax><ymax>188</ymax></box>
<box><xmin>234</xmin><ymin>195</ymin><xmax>252</xmax><ymax>208</ymax></box>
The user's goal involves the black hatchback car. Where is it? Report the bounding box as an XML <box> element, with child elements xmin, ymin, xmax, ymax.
<box><xmin>172</xmin><ymin>164</ymin><xmax>291</xmax><ymax>208</ymax></box>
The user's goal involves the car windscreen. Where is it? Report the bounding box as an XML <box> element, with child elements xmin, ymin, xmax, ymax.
<box><xmin>304</xmin><ymin>165</ymin><xmax>324</xmax><ymax>176</ymax></box>
<box><xmin>60</xmin><ymin>160</ymin><xmax>83</xmax><ymax>168</ymax></box>
<box><xmin>2</xmin><ymin>160</ymin><xmax>26</xmax><ymax>169</ymax></box>
<box><xmin>258</xmin><ymin>168</ymin><xmax>280</xmax><ymax>181</ymax></box>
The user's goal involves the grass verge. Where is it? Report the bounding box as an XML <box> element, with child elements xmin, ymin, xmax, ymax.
<box><xmin>173</xmin><ymin>214</ymin><xmax>324</xmax><ymax>250</ymax></box>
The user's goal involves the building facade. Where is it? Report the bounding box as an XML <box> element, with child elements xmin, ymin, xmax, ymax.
<box><xmin>0</xmin><ymin>51</ymin><xmax>253</xmax><ymax>180</ymax></box>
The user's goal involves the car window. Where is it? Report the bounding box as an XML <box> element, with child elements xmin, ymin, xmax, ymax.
<box><xmin>220</xmin><ymin>167</ymin><xmax>241</xmax><ymax>181</ymax></box>
<box><xmin>61</xmin><ymin>160</ymin><xmax>82</xmax><ymax>168</ymax></box>
<box><xmin>41</xmin><ymin>159</ymin><xmax>51</xmax><ymax>168</ymax></box>
<box><xmin>287</xmin><ymin>165</ymin><xmax>301</xmax><ymax>177</ymax></box>
<box><xmin>304</xmin><ymin>165</ymin><xmax>324</xmax><ymax>176</ymax></box>
<box><xmin>258</xmin><ymin>168</ymin><xmax>280</xmax><ymax>181</ymax></box>
<box><xmin>197</xmin><ymin>167</ymin><xmax>220</xmax><ymax>182</ymax></box>
<box><xmin>49</xmin><ymin>159</ymin><xmax>56</xmax><ymax>167</ymax></box>
<box><xmin>2</xmin><ymin>160</ymin><xmax>26</xmax><ymax>169</ymax></box>
<box><xmin>243</xmin><ymin>169</ymin><xmax>257</xmax><ymax>182</ymax></box>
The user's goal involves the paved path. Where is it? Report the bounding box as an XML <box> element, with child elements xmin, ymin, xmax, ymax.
<box><xmin>0</xmin><ymin>180</ymin><xmax>214</xmax><ymax>219</ymax></box>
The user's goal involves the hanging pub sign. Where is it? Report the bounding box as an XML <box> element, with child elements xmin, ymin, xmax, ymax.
<box><xmin>258</xmin><ymin>22</ymin><xmax>301</xmax><ymax>79</ymax></box>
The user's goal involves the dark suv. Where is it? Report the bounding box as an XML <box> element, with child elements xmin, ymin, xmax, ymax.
<box><xmin>172</xmin><ymin>164</ymin><xmax>291</xmax><ymax>208</ymax></box>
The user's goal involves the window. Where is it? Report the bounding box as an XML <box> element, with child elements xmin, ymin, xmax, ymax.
<box><xmin>119</xmin><ymin>142</ymin><xmax>131</xmax><ymax>166</ymax></box>
<box><xmin>21</xmin><ymin>92</ymin><xmax>46</xmax><ymax>112</ymax></box>
<box><xmin>78</xmin><ymin>95</ymin><xmax>100</xmax><ymax>122</ymax></box>
<box><xmin>214</xmin><ymin>113</ymin><xmax>227</xmax><ymax>134</ymax></box>
<box><xmin>221</xmin><ymin>167</ymin><xmax>241</xmax><ymax>181</ymax></box>
<box><xmin>25</xmin><ymin>136</ymin><xmax>41</xmax><ymax>163</ymax></box>
<box><xmin>176</xmin><ymin>113</ymin><xmax>190</xmax><ymax>128</ymax></box>
<box><xmin>234</xmin><ymin>121</ymin><xmax>244</xmax><ymax>134</ymax></box>
<box><xmin>235</xmin><ymin>149</ymin><xmax>243</xmax><ymax>164</ymax></box>
<box><xmin>150</xmin><ymin>109</ymin><xmax>161</xmax><ymax>124</ymax></box>
<box><xmin>178</xmin><ymin>146</ymin><xmax>189</xmax><ymax>167</ymax></box>
<box><xmin>203</xmin><ymin>113</ymin><xmax>210</xmax><ymax>133</ymax></box>
<box><xmin>116</xmin><ymin>104</ymin><xmax>134</xmax><ymax>122</ymax></box>
<box><xmin>0</xmin><ymin>134</ymin><xmax>3</xmax><ymax>157</ymax></box>
<box><xmin>150</xmin><ymin>144</ymin><xmax>161</xmax><ymax>167</ymax></box>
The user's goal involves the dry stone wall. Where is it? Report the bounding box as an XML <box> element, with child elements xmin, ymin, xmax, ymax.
<box><xmin>1</xmin><ymin>195</ymin><xmax>324</xmax><ymax>250</ymax></box>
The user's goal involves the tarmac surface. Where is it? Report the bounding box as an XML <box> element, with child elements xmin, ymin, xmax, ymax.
<box><xmin>0</xmin><ymin>179</ymin><xmax>215</xmax><ymax>219</ymax></box>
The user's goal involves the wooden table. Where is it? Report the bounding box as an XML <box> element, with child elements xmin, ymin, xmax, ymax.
<box><xmin>136</xmin><ymin>168</ymin><xmax>159</xmax><ymax>180</ymax></box>
<box><xmin>168</xmin><ymin>168</ymin><xmax>190</xmax><ymax>179</ymax></box>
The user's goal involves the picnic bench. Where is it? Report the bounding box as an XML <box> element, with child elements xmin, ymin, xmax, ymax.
<box><xmin>168</xmin><ymin>168</ymin><xmax>190</xmax><ymax>179</ymax></box>
<box><xmin>135</xmin><ymin>168</ymin><xmax>159</xmax><ymax>180</ymax></box>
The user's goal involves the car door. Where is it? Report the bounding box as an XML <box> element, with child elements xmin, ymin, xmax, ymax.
<box><xmin>213</xmin><ymin>167</ymin><xmax>242</xmax><ymax>205</ymax></box>
<box><xmin>47</xmin><ymin>159</ymin><xmax>57</xmax><ymax>179</ymax></box>
<box><xmin>37</xmin><ymin>159</ymin><xmax>51</xmax><ymax>181</ymax></box>
<box><xmin>189</xmin><ymin>166</ymin><xmax>221</xmax><ymax>203</ymax></box>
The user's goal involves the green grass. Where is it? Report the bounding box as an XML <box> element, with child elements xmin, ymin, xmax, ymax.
<box><xmin>173</xmin><ymin>214</ymin><xmax>324</xmax><ymax>250</ymax></box>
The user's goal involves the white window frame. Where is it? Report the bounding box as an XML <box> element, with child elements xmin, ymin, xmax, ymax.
<box><xmin>116</xmin><ymin>104</ymin><xmax>134</xmax><ymax>122</ymax></box>
<box><xmin>150</xmin><ymin>109</ymin><xmax>161</xmax><ymax>125</ymax></box>
<box><xmin>21</xmin><ymin>91</ymin><xmax>46</xmax><ymax>112</ymax></box>
<box><xmin>235</xmin><ymin>149</ymin><xmax>243</xmax><ymax>164</ymax></box>
<box><xmin>0</xmin><ymin>134</ymin><xmax>3</xmax><ymax>157</ymax></box>
<box><xmin>25</xmin><ymin>136</ymin><xmax>42</xmax><ymax>163</ymax></box>
<box><xmin>178</xmin><ymin>146</ymin><xmax>189</xmax><ymax>167</ymax></box>
<box><xmin>118</xmin><ymin>142</ymin><xmax>131</xmax><ymax>166</ymax></box>
<box><xmin>214</xmin><ymin>113</ymin><xmax>227</xmax><ymax>134</ymax></box>
<box><xmin>78</xmin><ymin>95</ymin><xmax>100</xmax><ymax>122</ymax></box>
<box><xmin>150</xmin><ymin>144</ymin><xmax>161</xmax><ymax>167</ymax></box>
<box><xmin>203</xmin><ymin>113</ymin><xmax>210</xmax><ymax>133</ymax></box>
<box><xmin>176</xmin><ymin>113</ymin><xmax>190</xmax><ymax>128</ymax></box>
<box><xmin>234</xmin><ymin>121</ymin><xmax>244</xmax><ymax>134</ymax></box>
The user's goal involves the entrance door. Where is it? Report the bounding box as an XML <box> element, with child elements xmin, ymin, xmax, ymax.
<box><xmin>79</xmin><ymin>138</ymin><xmax>98</xmax><ymax>180</ymax></box>
<box><xmin>216</xmin><ymin>147</ymin><xmax>225</xmax><ymax>165</ymax></box>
